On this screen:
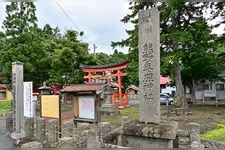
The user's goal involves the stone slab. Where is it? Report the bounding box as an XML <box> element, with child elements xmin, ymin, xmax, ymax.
<box><xmin>11</xmin><ymin>132</ymin><xmax>26</xmax><ymax>139</ymax></box>
<box><xmin>122</xmin><ymin>135</ymin><xmax>173</xmax><ymax>148</ymax></box>
<box><xmin>122</xmin><ymin>120</ymin><xmax>178</xmax><ymax>140</ymax></box>
<box><xmin>21</xmin><ymin>141</ymin><xmax>43</xmax><ymax>148</ymax></box>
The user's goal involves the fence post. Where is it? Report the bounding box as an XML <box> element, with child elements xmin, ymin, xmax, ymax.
<box><xmin>97</xmin><ymin>122</ymin><xmax>112</xmax><ymax>138</ymax></box>
<box><xmin>97</xmin><ymin>122</ymin><xmax>112</xmax><ymax>147</ymax></box>
<box><xmin>36</xmin><ymin>118</ymin><xmax>45</xmax><ymax>142</ymax></box>
<box><xmin>5</xmin><ymin>113</ymin><xmax>13</xmax><ymax>136</ymax></box>
<box><xmin>24</xmin><ymin>117</ymin><xmax>34</xmax><ymax>139</ymax></box>
<box><xmin>47</xmin><ymin>119</ymin><xmax>59</xmax><ymax>143</ymax></box>
<box><xmin>76</xmin><ymin>123</ymin><xmax>90</xmax><ymax>148</ymax></box>
<box><xmin>58</xmin><ymin>137</ymin><xmax>74</xmax><ymax>148</ymax></box>
<box><xmin>62</xmin><ymin>120</ymin><xmax>74</xmax><ymax>137</ymax></box>
<box><xmin>121</xmin><ymin>116</ymin><xmax>130</xmax><ymax>127</ymax></box>
<box><xmin>189</xmin><ymin>122</ymin><xmax>203</xmax><ymax>148</ymax></box>
<box><xmin>86</xmin><ymin>130</ymin><xmax>98</xmax><ymax>148</ymax></box>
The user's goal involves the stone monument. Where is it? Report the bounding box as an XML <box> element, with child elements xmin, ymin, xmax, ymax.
<box><xmin>138</xmin><ymin>7</ymin><xmax>160</xmax><ymax>124</ymax></box>
<box><xmin>11</xmin><ymin>61</ymin><xmax>26</xmax><ymax>144</ymax></box>
<box><xmin>121</xmin><ymin>8</ymin><xmax>178</xmax><ymax>148</ymax></box>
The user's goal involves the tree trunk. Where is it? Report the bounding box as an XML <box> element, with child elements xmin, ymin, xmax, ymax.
<box><xmin>191</xmin><ymin>79</ymin><xmax>197</xmax><ymax>105</ymax></box>
<box><xmin>173</xmin><ymin>60</ymin><xmax>190</xmax><ymax>114</ymax></box>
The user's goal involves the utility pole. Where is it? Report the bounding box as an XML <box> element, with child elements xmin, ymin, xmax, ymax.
<box><xmin>93</xmin><ymin>44</ymin><xmax>97</xmax><ymax>55</ymax></box>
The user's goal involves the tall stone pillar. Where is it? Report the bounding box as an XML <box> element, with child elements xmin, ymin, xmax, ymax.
<box><xmin>11</xmin><ymin>61</ymin><xmax>26</xmax><ymax>141</ymax></box>
<box><xmin>138</xmin><ymin>8</ymin><xmax>160</xmax><ymax>124</ymax></box>
<box><xmin>121</xmin><ymin>8</ymin><xmax>178</xmax><ymax>148</ymax></box>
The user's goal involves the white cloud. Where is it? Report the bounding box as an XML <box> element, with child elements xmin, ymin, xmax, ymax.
<box><xmin>35</xmin><ymin>0</ymin><xmax>132</xmax><ymax>54</ymax></box>
<box><xmin>0</xmin><ymin>1</ymin><xmax>133</xmax><ymax>55</ymax></box>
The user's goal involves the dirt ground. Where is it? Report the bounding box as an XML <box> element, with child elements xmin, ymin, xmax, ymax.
<box><xmin>160</xmin><ymin>105</ymin><xmax>225</xmax><ymax>134</ymax></box>
<box><xmin>59</xmin><ymin>103</ymin><xmax>225</xmax><ymax>134</ymax></box>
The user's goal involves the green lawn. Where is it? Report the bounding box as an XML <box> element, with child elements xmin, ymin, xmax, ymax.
<box><xmin>0</xmin><ymin>101</ymin><xmax>12</xmax><ymax>115</ymax></box>
<box><xmin>0</xmin><ymin>109</ymin><xmax>10</xmax><ymax>115</ymax></box>
<box><xmin>102</xmin><ymin>106</ymin><xmax>139</xmax><ymax>129</ymax></box>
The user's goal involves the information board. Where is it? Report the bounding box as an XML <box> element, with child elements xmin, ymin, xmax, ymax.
<box><xmin>79</xmin><ymin>96</ymin><xmax>95</xmax><ymax>119</ymax></box>
<box><xmin>23</xmin><ymin>82</ymin><xmax>34</xmax><ymax>117</ymax></box>
<box><xmin>41</xmin><ymin>95</ymin><xmax>59</xmax><ymax>118</ymax></box>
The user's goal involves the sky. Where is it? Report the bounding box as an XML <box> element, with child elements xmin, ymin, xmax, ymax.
<box><xmin>0</xmin><ymin>2</ymin><xmax>225</xmax><ymax>55</ymax></box>
<box><xmin>0</xmin><ymin>0</ymin><xmax>133</xmax><ymax>54</ymax></box>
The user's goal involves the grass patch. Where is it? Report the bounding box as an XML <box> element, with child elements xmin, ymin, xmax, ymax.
<box><xmin>102</xmin><ymin>106</ymin><xmax>139</xmax><ymax>129</ymax></box>
<box><xmin>0</xmin><ymin>101</ymin><xmax>12</xmax><ymax>115</ymax></box>
<box><xmin>201</xmin><ymin>121</ymin><xmax>225</xmax><ymax>143</ymax></box>
<box><xmin>0</xmin><ymin>109</ymin><xmax>10</xmax><ymax>115</ymax></box>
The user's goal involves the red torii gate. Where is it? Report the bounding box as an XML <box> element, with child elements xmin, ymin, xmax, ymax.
<box><xmin>80</xmin><ymin>60</ymin><xmax>128</xmax><ymax>108</ymax></box>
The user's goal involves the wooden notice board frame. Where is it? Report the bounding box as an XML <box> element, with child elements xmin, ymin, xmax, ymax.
<box><xmin>40</xmin><ymin>95</ymin><xmax>62</xmax><ymax>137</ymax></box>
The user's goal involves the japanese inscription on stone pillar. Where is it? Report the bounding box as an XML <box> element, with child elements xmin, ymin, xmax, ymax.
<box><xmin>12</xmin><ymin>61</ymin><xmax>25</xmax><ymax>134</ymax></box>
<box><xmin>138</xmin><ymin>8</ymin><xmax>160</xmax><ymax>124</ymax></box>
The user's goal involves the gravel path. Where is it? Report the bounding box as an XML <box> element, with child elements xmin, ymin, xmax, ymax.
<box><xmin>0</xmin><ymin>116</ymin><xmax>15</xmax><ymax>148</ymax></box>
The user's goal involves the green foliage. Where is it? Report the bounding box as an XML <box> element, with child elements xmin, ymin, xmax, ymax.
<box><xmin>47</xmin><ymin>30</ymin><xmax>90</xmax><ymax>84</ymax></box>
<box><xmin>0</xmin><ymin>3</ymin><xmax>94</xmax><ymax>85</ymax></box>
<box><xmin>0</xmin><ymin>2</ymin><xmax>40</xmax><ymax>84</ymax></box>
<box><xmin>0</xmin><ymin>101</ymin><xmax>12</xmax><ymax>115</ymax></box>
<box><xmin>0</xmin><ymin>101</ymin><xmax>12</xmax><ymax>109</ymax></box>
<box><xmin>201</xmin><ymin>121</ymin><xmax>225</xmax><ymax>143</ymax></box>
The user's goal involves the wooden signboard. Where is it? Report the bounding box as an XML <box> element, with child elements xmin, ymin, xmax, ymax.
<box><xmin>41</xmin><ymin>95</ymin><xmax>60</xmax><ymax>119</ymax></box>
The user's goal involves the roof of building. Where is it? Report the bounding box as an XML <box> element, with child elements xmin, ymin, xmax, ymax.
<box><xmin>160</xmin><ymin>76</ymin><xmax>171</xmax><ymax>85</ymax></box>
<box><xmin>126</xmin><ymin>85</ymin><xmax>139</xmax><ymax>91</ymax></box>
<box><xmin>0</xmin><ymin>84</ymin><xmax>7</xmax><ymax>89</ymax></box>
<box><xmin>80</xmin><ymin>60</ymin><xmax>128</xmax><ymax>69</ymax></box>
<box><xmin>60</xmin><ymin>84</ymin><xmax>107</xmax><ymax>93</ymax></box>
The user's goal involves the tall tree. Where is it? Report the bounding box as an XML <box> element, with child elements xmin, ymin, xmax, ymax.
<box><xmin>0</xmin><ymin>2</ymin><xmax>39</xmax><ymax>83</ymax></box>
<box><xmin>112</xmin><ymin>2</ymin><xmax>225</xmax><ymax>114</ymax></box>
<box><xmin>48</xmin><ymin>30</ymin><xmax>90</xmax><ymax>84</ymax></box>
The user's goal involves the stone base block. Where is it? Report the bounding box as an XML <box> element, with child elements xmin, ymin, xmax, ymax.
<box><xmin>121</xmin><ymin>120</ymin><xmax>178</xmax><ymax>148</ymax></box>
<box><xmin>58</xmin><ymin>137</ymin><xmax>74</xmax><ymax>148</ymax></box>
<box><xmin>21</xmin><ymin>141</ymin><xmax>43</xmax><ymax>148</ymax></box>
<box><xmin>101</xmin><ymin>104</ymin><xmax>118</xmax><ymax>116</ymax></box>
<box><xmin>11</xmin><ymin>132</ymin><xmax>26</xmax><ymax>139</ymax></box>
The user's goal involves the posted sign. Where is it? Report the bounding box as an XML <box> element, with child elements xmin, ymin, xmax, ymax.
<box><xmin>41</xmin><ymin>95</ymin><xmax>60</xmax><ymax>119</ymax></box>
<box><xmin>79</xmin><ymin>96</ymin><xmax>95</xmax><ymax>119</ymax></box>
<box><xmin>23</xmin><ymin>82</ymin><xmax>34</xmax><ymax>117</ymax></box>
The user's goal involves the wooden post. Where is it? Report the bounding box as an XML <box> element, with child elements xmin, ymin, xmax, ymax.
<box><xmin>88</xmin><ymin>72</ymin><xmax>92</xmax><ymax>84</ymax></box>
<box><xmin>117</xmin><ymin>70</ymin><xmax>123</xmax><ymax>108</ymax></box>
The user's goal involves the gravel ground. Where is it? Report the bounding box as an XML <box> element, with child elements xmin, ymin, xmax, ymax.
<box><xmin>0</xmin><ymin>116</ymin><xmax>15</xmax><ymax>148</ymax></box>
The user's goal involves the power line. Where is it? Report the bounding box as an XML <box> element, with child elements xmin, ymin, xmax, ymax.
<box><xmin>55</xmin><ymin>2</ymin><xmax>94</xmax><ymax>46</ymax></box>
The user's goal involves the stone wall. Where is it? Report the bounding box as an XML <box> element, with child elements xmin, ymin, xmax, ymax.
<box><xmin>6</xmin><ymin>115</ymin><xmax>225</xmax><ymax>148</ymax></box>
<box><xmin>201</xmin><ymin>139</ymin><xmax>225</xmax><ymax>148</ymax></box>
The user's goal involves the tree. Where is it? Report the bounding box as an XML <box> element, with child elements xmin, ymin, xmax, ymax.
<box><xmin>48</xmin><ymin>30</ymin><xmax>90</xmax><ymax>84</ymax></box>
<box><xmin>112</xmin><ymin>2</ymin><xmax>225</xmax><ymax>114</ymax></box>
<box><xmin>0</xmin><ymin>2</ymin><xmax>40</xmax><ymax>84</ymax></box>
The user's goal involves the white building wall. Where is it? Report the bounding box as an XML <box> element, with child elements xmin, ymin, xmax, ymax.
<box><xmin>217</xmin><ymin>90</ymin><xmax>225</xmax><ymax>100</ymax></box>
<box><xmin>185</xmin><ymin>69</ymin><xmax>225</xmax><ymax>101</ymax></box>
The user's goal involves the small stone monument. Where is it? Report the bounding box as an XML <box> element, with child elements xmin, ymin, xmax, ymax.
<box><xmin>121</xmin><ymin>8</ymin><xmax>177</xmax><ymax>148</ymax></box>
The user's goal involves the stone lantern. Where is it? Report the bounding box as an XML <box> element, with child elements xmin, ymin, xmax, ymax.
<box><xmin>38</xmin><ymin>82</ymin><xmax>53</xmax><ymax>95</ymax></box>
